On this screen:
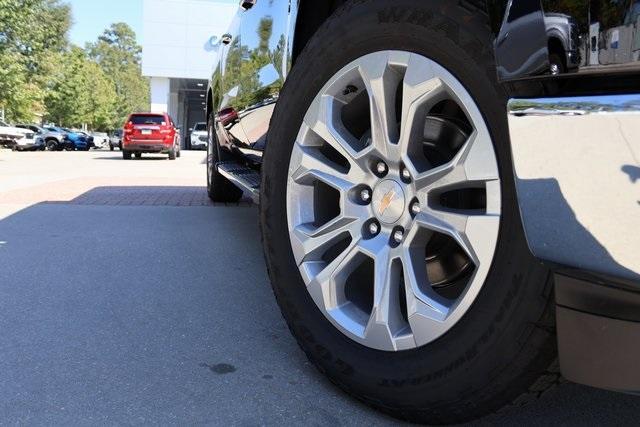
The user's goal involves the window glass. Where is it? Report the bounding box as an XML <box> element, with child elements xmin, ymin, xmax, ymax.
<box><xmin>130</xmin><ymin>115</ymin><xmax>165</xmax><ymax>125</ymax></box>
<box><xmin>507</xmin><ymin>0</ymin><xmax>540</xmax><ymax>23</ymax></box>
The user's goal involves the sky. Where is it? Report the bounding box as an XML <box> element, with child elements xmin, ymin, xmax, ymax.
<box><xmin>67</xmin><ymin>0</ymin><xmax>239</xmax><ymax>47</ymax></box>
<box><xmin>67</xmin><ymin>0</ymin><xmax>144</xmax><ymax>47</ymax></box>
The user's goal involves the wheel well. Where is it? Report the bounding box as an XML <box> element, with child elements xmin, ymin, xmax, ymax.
<box><xmin>292</xmin><ymin>0</ymin><xmax>346</xmax><ymax>64</ymax></box>
<box><xmin>548</xmin><ymin>37</ymin><xmax>566</xmax><ymax>66</ymax></box>
<box><xmin>292</xmin><ymin>1</ymin><xmax>491</xmax><ymax>65</ymax></box>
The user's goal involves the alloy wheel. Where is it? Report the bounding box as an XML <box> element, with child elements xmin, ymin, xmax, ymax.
<box><xmin>286</xmin><ymin>51</ymin><xmax>501</xmax><ymax>351</ymax></box>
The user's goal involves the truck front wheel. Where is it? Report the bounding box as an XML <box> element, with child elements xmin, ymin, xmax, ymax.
<box><xmin>260</xmin><ymin>1</ymin><xmax>557</xmax><ymax>423</ymax></box>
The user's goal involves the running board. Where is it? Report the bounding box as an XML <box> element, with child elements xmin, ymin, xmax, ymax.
<box><xmin>216</xmin><ymin>162</ymin><xmax>261</xmax><ymax>203</ymax></box>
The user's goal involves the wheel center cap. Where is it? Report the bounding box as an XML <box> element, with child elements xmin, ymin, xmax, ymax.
<box><xmin>372</xmin><ymin>179</ymin><xmax>405</xmax><ymax>224</ymax></box>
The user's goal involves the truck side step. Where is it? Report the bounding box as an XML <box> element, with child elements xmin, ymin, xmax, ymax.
<box><xmin>217</xmin><ymin>162</ymin><xmax>261</xmax><ymax>203</ymax></box>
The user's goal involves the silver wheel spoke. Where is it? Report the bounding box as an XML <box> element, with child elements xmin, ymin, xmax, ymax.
<box><xmin>290</xmin><ymin>142</ymin><xmax>355</xmax><ymax>193</ymax></box>
<box><xmin>305</xmin><ymin>240</ymin><xmax>361</xmax><ymax>312</ymax></box>
<box><xmin>292</xmin><ymin>215</ymin><xmax>360</xmax><ymax>265</ymax></box>
<box><xmin>401</xmin><ymin>248</ymin><xmax>450</xmax><ymax>317</ymax></box>
<box><xmin>415</xmin><ymin>209</ymin><xmax>476</xmax><ymax>263</ymax></box>
<box><xmin>398</xmin><ymin>54</ymin><xmax>448</xmax><ymax>161</ymax></box>
<box><xmin>414</xmin><ymin>209</ymin><xmax>499</xmax><ymax>268</ymax></box>
<box><xmin>400</xmin><ymin>248</ymin><xmax>451</xmax><ymax>343</ymax></box>
<box><xmin>414</xmin><ymin>130</ymin><xmax>499</xmax><ymax>192</ymax></box>
<box><xmin>303</xmin><ymin>94</ymin><xmax>364</xmax><ymax>163</ymax></box>
<box><xmin>357</xmin><ymin>52</ymin><xmax>404</xmax><ymax>156</ymax></box>
<box><xmin>361</xmin><ymin>245</ymin><xmax>406</xmax><ymax>350</ymax></box>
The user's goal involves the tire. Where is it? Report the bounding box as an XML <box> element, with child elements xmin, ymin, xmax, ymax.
<box><xmin>176</xmin><ymin>147</ymin><xmax>181</xmax><ymax>158</ymax></box>
<box><xmin>123</xmin><ymin>150</ymin><xmax>132</xmax><ymax>160</ymax></box>
<box><xmin>259</xmin><ymin>1</ymin><xmax>556</xmax><ymax>424</ymax></box>
<box><xmin>206</xmin><ymin>112</ymin><xmax>243</xmax><ymax>202</ymax></box>
<box><xmin>110</xmin><ymin>144</ymin><xmax>114</xmax><ymax>151</ymax></box>
<box><xmin>134</xmin><ymin>152</ymin><xmax>142</xmax><ymax>159</ymax></box>
<box><xmin>549</xmin><ymin>53</ymin><xmax>565</xmax><ymax>75</ymax></box>
<box><xmin>46</xmin><ymin>140</ymin><xmax>57</xmax><ymax>151</ymax></box>
<box><xmin>168</xmin><ymin>146</ymin><xmax>176</xmax><ymax>160</ymax></box>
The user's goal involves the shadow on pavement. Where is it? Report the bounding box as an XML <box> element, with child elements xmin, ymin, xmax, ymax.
<box><xmin>621</xmin><ymin>164</ymin><xmax>640</xmax><ymax>183</ymax></box>
<box><xmin>0</xmin><ymin>185</ymin><xmax>638</xmax><ymax>424</ymax></box>
<box><xmin>35</xmin><ymin>186</ymin><xmax>252</xmax><ymax>207</ymax></box>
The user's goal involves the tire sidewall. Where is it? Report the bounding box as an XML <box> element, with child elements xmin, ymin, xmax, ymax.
<box><xmin>261</xmin><ymin>0</ymin><xmax>553</xmax><ymax>418</ymax></box>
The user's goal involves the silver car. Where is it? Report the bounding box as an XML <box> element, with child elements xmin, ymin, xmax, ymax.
<box><xmin>189</xmin><ymin>122</ymin><xmax>207</xmax><ymax>150</ymax></box>
<box><xmin>109</xmin><ymin>130</ymin><xmax>122</xmax><ymax>151</ymax></box>
<box><xmin>92</xmin><ymin>132</ymin><xmax>109</xmax><ymax>149</ymax></box>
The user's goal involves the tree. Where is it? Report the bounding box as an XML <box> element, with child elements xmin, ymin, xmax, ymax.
<box><xmin>45</xmin><ymin>47</ymin><xmax>118</xmax><ymax>130</ymax></box>
<box><xmin>0</xmin><ymin>0</ymin><xmax>71</xmax><ymax>122</ymax></box>
<box><xmin>87</xmin><ymin>23</ymin><xmax>149</xmax><ymax>126</ymax></box>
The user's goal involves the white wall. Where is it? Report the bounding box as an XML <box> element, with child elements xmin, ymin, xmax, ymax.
<box><xmin>142</xmin><ymin>0</ymin><xmax>237</xmax><ymax>80</ymax></box>
<box><xmin>150</xmin><ymin>77</ymin><xmax>170</xmax><ymax>113</ymax></box>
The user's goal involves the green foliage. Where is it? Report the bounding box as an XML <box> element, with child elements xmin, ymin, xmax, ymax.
<box><xmin>87</xmin><ymin>23</ymin><xmax>149</xmax><ymax>127</ymax></box>
<box><xmin>0</xmin><ymin>0</ymin><xmax>71</xmax><ymax>122</ymax></box>
<box><xmin>45</xmin><ymin>47</ymin><xmax>118</xmax><ymax>130</ymax></box>
<box><xmin>0</xmin><ymin>4</ymin><xmax>147</xmax><ymax>129</ymax></box>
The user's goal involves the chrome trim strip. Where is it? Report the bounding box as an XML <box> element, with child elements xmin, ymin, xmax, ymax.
<box><xmin>507</xmin><ymin>94</ymin><xmax>640</xmax><ymax>283</ymax></box>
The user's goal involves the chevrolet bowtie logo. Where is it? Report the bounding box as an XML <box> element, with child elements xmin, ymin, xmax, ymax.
<box><xmin>378</xmin><ymin>189</ymin><xmax>396</xmax><ymax>216</ymax></box>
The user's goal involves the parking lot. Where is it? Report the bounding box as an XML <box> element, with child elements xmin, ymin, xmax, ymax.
<box><xmin>1</xmin><ymin>149</ymin><xmax>639</xmax><ymax>425</ymax></box>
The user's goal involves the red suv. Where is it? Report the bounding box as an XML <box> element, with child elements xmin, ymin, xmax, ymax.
<box><xmin>122</xmin><ymin>112</ymin><xmax>181</xmax><ymax>160</ymax></box>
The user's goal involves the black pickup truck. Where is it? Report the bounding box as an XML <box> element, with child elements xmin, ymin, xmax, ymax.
<box><xmin>206</xmin><ymin>0</ymin><xmax>640</xmax><ymax>423</ymax></box>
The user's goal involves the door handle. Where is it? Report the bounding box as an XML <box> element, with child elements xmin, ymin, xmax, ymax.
<box><xmin>221</xmin><ymin>33</ymin><xmax>232</xmax><ymax>45</ymax></box>
<box><xmin>240</xmin><ymin>0</ymin><xmax>256</xmax><ymax>10</ymax></box>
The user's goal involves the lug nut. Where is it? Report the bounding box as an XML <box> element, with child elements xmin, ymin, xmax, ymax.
<box><xmin>375</xmin><ymin>161</ymin><xmax>387</xmax><ymax>175</ymax></box>
<box><xmin>393</xmin><ymin>229</ymin><xmax>404</xmax><ymax>244</ymax></box>
<box><xmin>401</xmin><ymin>168</ymin><xmax>411</xmax><ymax>181</ymax></box>
<box><xmin>368</xmin><ymin>222</ymin><xmax>380</xmax><ymax>235</ymax></box>
<box><xmin>360</xmin><ymin>188</ymin><xmax>371</xmax><ymax>203</ymax></box>
<box><xmin>411</xmin><ymin>201</ymin><xmax>421</xmax><ymax>215</ymax></box>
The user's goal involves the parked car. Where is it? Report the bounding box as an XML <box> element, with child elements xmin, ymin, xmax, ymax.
<box><xmin>0</xmin><ymin>121</ymin><xmax>36</xmax><ymax>150</ymax></box>
<box><xmin>32</xmin><ymin>126</ymin><xmax>67</xmax><ymax>151</ymax></box>
<box><xmin>16</xmin><ymin>124</ymin><xmax>49</xmax><ymax>151</ymax></box>
<box><xmin>14</xmin><ymin>124</ymin><xmax>46</xmax><ymax>151</ymax></box>
<box><xmin>206</xmin><ymin>0</ymin><xmax>640</xmax><ymax>423</ymax></box>
<box><xmin>121</xmin><ymin>112</ymin><xmax>181</xmax><ymax>160</ymax></box>
<box><xmin>91</xmin><ymin>132</ymin><xmax>109</xmax><ymax>149</ymax></box>
<box><xmin>109</xmin><ymin>129</ymin><xmax>122</xmax><ymax>151</ymax></box>
<box><xmin>62</xmin><ymin>128</ymin><xmax>89</xmax><ymax>151</ymax></box>
<box><xmin>46</xmin><ymin>126</ymin><xmax>89</xmax><ymax>151</ymax></box>
<box><xmin>74</xmin><ymin>131</ymin><xmax>94</xmax><ymax>149</ymax></box>
<box><xmin>189</xmin><ymin>122</ymin><xmax>207</xmax><ymax>150</ymax></box>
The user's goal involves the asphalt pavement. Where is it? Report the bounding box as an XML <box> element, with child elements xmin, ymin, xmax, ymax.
<box><xmin>0</xmin><ymin>150</ymin><xmax>639</xmax><ymax>425</ymax></box>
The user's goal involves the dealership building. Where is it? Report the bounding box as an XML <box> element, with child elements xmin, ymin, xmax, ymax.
<box><xmin>141</xmin><ymin>0</ymin><xmax>236</xmax><ymax>146</ymax></box>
